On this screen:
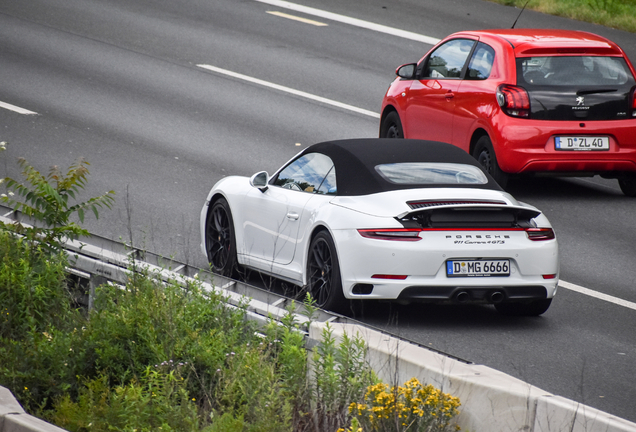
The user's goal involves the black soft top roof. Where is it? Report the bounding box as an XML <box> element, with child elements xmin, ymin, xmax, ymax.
<box><xmin>296</xmin><ymin>139</ymin><xmax>502</xmax><ymax>196</ymax></box>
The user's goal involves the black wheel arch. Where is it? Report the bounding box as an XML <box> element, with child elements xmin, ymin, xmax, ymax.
<box><xmin>205</xmin><ymin>192</ymin><xmax>231</xmax><ymax>229</ymax></box>
<box><xmin>469</xmin><ymin>128</ymin><xmax>491</xmax><ymax>157</ymax></box>
<box><xmin>304</xmin><ymin>225</ymin><xmax>334</xmax><ymax>282</ymax></box>
<box><xmin>379</xmin><ymin>106</ymin><xmax>399</xmax><ymax>137</ymax></box>
<box><xmin>204</xmin><ymin>193</ymin><xmax>241</xmax><ymax>276</ymax></box>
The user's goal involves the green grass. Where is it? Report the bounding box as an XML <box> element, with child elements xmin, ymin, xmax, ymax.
<box><xmin>488</xmin><ymin>0</ymin><xmax>636</xmax><ymax>33</ymax></box>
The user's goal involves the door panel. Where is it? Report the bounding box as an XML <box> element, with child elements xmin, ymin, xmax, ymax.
<box><xmin>404</xmin><ymin>38</ymin><xmax>476</xmax><ymax>142</ymax></box>
<box><xmin>242</xmin><ymin>152</ymin><xmax>336</xmax><ymax>267</ymax></box>
<box><xmin>242</xmin><ymin>187</ymin><xmax>313</xmax><ymax>265</ymax></box>
<box><xmin>405</xmin><ymin>79</ymin><xmax>461</xmax><ymax>142</ymax></box>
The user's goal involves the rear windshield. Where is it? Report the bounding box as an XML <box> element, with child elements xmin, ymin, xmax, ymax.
<box><xmin>375</xmin><ymin>163</ymin><xmax>488</xmax><ymax>185</ymax></box>
<box><xmin>517</xmin><ymin>56</ymin><xmax>633</xmax><ymax>86</ymax></box>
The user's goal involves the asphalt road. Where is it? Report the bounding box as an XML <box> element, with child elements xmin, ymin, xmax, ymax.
<box><xmin>1</xmin><ymin>0</ymin><xmax>635</xmax><ymax>422</ymax></box>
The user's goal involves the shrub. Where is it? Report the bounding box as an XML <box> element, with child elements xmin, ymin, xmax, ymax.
<box><xmin>0</xmin><ymin>231</ymin><xmax>85</xmax><ymax>411</ymax></box>
<box><xmin>0</xmin><ymin>141</ymin><xmax>115</xmax><ymax>252</ymax></box>
<box><xmin>51</xmin><ymin>369</ymin><xmax>201</xmax><ymax>432</ymax></box>
<box><xmin>309</xmin><ymin>324</ymin><xmax>376</xmax><ymax>431</ymax></box>
<box><xmin>345</xmin><ymin>378</ymin><xmax>461</xmax><ymax>432</ymax></box>
<box><xmin>0</xmin><ymin>231</ymin><xmax>75</xmax><ymax>340</ymax></box>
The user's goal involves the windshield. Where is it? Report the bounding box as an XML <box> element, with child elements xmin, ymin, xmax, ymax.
<box><xmin>375</xmin><ymin>163</ymin><xmax>488</xmax><ymax>185</ymax></box>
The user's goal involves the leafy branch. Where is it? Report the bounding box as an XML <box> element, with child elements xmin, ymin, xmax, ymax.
<box><xmin>0</xmin><ymin>142</ymin><xmax>115</xmax><ymax>251</ymax></box>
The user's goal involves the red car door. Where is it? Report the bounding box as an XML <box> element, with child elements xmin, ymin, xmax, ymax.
<box><xmin>403</xmin><ymin>39</ymin><xmax>476</xmax><ymax>142</ymax></box>
<box><xmin>451</xmin><ymin>42</ymin><xmax>498</xmax><ymax>152</ymax></box>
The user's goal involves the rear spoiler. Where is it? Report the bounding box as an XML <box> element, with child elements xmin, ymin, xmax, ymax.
<box><xmin>397</xmin><ymin>203</ymin><xmax>541</xmax><ymax>224</ymax></box>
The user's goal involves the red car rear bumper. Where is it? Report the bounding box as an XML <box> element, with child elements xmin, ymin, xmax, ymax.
<box><xmin>492</xmin><ymin>117</ymin><xmax>636</xmax><ymax>175</ymax></box>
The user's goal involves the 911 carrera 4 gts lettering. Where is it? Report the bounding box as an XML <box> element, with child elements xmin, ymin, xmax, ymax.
<box><xmin>447</xmin><ymin>234</ymin><xmax>511</xmax><ymax>239</ymax></box>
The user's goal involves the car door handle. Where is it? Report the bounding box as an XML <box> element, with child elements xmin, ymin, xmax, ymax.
<box><xmin>286</xmin><ymin>212</ymin><xmax>299</xmax><ymax>220</ymax></box>
<box><xmin>445</xmin><ymin>90</ymin><xmax>454</xmax><ymax>100</ymax></box>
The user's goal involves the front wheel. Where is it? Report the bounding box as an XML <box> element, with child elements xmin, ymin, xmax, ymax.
<box><xmin>305</xmin><ymin>231</ymin><xmax>347</xmax><ymax>313</ymax></box>
<box><xmin>380</xmin><ymin>111</ymin><xmax>404</xmax><ymax>138</ymax></box>
<box><xmin>495</xmin><ymin>299</ymin><xmax>552</xmax><ymax>316</ymax></box>
<box><xmin>205</xmin><ymin>198</ymin><xmax>239</xmax><ymax>277</ymax></box>
<box><xmin>618</xmin><ymin>174</ymin><xmax>636</xmax><ymax>197</ymax></box>
<box><xmin>472</xmin><ymin>136</ymin><xmax>509</xmax><ymax>188</ymax></box>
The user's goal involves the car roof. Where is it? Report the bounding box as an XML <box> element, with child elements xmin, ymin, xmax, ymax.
<box><xmin>452</xmin><ymin>29</ymin><xmax>623</xmax><ymax>56</ymax></box>
<box><xmin>299</xmin><ymin>139</ymin><xmax>502</xmax><ymax>196</ymax></box>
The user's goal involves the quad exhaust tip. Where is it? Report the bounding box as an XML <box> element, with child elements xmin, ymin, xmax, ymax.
<box><xmin>454</xmin><ymin>290</ymin><xmax>505</xmax><ymax>303</ymax></box>
<box><xmin>455</xmin><ymin>291</ymin><xmax>470</xmax><ymax>303</ymax></box>
<box><xmin>490</xmin><ymin>291</ymin><xmax>505</xmax><ymax>303</ymax></box>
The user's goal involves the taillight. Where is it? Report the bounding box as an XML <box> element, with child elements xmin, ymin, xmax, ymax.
<box><xmin>497</xmin><ymin>84</ymin><xmax>530</xmax><ymax>118</ymax></box>
<box><xmin>358</xmin><ymin>228</ymin><xmax>422</xmax><ymax>241</ymax></box>
<box><xmin>631</xmin><ymin>87</ymin><xmax>636</xmax><ymax>117</ymax></box>
<box><xmin>526</xmin><ymin>228</ymin><xmax>555</xmax><ymax>241</ymax></box>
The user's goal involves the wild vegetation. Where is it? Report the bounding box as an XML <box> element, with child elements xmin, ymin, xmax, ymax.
<box><xmin>489</xmin><ymin>0</ymin><xmax>636</xmax><ymax>34</ymax></box>
<box><xmin>0</xmin><ymin>143</ymin><xmax>461</xmax><ymax>431</ymax></box>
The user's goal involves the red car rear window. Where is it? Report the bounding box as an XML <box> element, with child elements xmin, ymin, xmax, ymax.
<box><xmin>517</xmin><ymin>56</ymin><xmax>633</xmax><ymax>86</ymax></box>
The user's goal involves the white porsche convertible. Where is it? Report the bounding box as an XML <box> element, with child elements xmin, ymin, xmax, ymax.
<box><xmin>200</xmin><ymin>139</ymin><xmax>559</xmax><ymax>316</ymax></box>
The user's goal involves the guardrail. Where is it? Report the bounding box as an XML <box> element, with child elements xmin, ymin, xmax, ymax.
<box><xmin>1</xmin><ymin>208</ymin><xmax>635</xmax><ymax>432</ymax></box>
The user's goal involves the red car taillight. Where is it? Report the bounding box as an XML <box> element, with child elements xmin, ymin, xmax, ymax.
<box><xmin>526</xmin><ymin>228</ymin><xmax>555</xmax><ymax>241</ymax></box>
<box><xmin>631</xmin><ymin>87</ymin><xmax>636</xmax><ymax>117</ymax></box>
<box><xmin>497</xmin><ymin>84</ymin><xmax>530</xmax><ymax>118</ymax></box>
<box><xmin>357</xmin><ymin>228</ymin><xmax>422</xmax><ymax>241</ymax></box>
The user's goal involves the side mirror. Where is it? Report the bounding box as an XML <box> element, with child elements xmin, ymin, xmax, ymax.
<box><xmin>396</xmin><ymin>63</ymin><xmax>417</xmax><ymax>79</ymax></box>
<box><xmin>249</xmin><ymin>171</ymin><xmax>269</xmax><ymax>192</ymax></box>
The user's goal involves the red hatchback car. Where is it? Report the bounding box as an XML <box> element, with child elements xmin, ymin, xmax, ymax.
<box><xmin>380</xmin><ymin>29</ymin><xmax>636</xmax><ymax>195</ymax></box>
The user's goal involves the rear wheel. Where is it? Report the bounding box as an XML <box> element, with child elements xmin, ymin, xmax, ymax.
<box><xmin>618</xmin><ymin>174</ymin><xmax>636</xmax><ymax>197</ymax></box>
<box><xmin>205</xmin><ymin>198</ymin><xmax>239</xmax><ymax>277</ymax></box>
<box><xmin>495</xmin><ymin>299</ymin><xmax>552</xmax><ymax>316</ymax></box>
<box><xmin>380</xmin><ymin>111</ymin><xmax>404</xmax><ymax>138</ymax></box>
<box><xmin>306</xmin><ymin>231</ymin><xmax>347</xmax><ymax>312</ymax></box>
<box><xmin>473</xmin><ymin>136</ymin><xmax>509</xmax><ymax>188</ymax></box>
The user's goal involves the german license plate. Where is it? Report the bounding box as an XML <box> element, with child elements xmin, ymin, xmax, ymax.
<box><xmin>446</xmin><ymin>260</ymin><xmax>510</xmax><ymax>277</ymax></box>
<box><xmin>555</xmin><ymin>136</ymin><xmax>609</xmax><ymax>151</ymax></box>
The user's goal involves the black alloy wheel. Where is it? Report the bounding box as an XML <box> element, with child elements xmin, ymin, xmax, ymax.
<box><xmin>494</xmin><ymin>298</ymin><xmax>552</xmax><ymax>316</ymax></box>
<box><xmin>205</xmin><ymin>198</ymin><xmax>239</xmax><ymax>277</ymax></box>
<box><xmin>473</xmin><ymin>135</ymin><xmax>509</xmax><ymax>188</ymax></box>
<box><xmin>380</xmin><ymin>111</ymin><xmax>404</xmax><ymax>138</ymax></box>
<box><xmin>306</xmin><ymin>231</ymin><xmax>347</xmax><ymax>312</ymax></box>
<box><xmin>618</xmin><ymin>174</ymin><xmax>636</xmax><ymax>197</ymax></box>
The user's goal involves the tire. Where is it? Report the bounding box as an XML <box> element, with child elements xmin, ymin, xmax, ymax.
<box><xmin>380</xmin><ymin>111</ymin><xmax>404</xmax><ymax>138</ymax></box>
<box><xmin>494</xmin><ymin>299</ymin><xmax>552</xmax><ymax>316</ymax></box>
<box><xmin>205</xmin><ymin>198</ymin><xmax>239</xmax><ymax>277</ymax></box>
<box><xmin>472</xmin><ymin>136</ymin><xmax>509</xmax><ymax>188</ymax></box>
<box><xmin>306</xmin><ymin>231</ymin><xmax>347</xmax><ymax>312</ymax></box>
<box><xmin>618</xmin><ymin>174</ymin><xmax>636</xmax><ymax>197</ymax></box>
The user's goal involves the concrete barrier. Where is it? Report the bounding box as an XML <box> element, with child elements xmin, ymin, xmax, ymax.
<box><xmin>0</xmin><ymin>387</ymin><xmax>66</xmax><ymax>432</ymax></box>
<box><xmin>310</xmin><ymin>321</ymin><xmax>636</xmax><ymax>432</ymax></box>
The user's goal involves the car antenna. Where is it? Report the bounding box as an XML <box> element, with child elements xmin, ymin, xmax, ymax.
<box><xmin>511</xmin><ymin>0</ymin><xmax>530</xmax><ymax>29</ymax></box>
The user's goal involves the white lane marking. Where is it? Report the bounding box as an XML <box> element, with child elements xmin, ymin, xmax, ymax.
<box><xmin>559</xmin><ymin>280</ymin><xmax>636</xmax><ymax>311</ymax></box>
<box><xmin>197</xmin><ymin>64</ymin><xmax>380</xmax><ymax>119</ymax></box>
<box><xmin>0</xmin><ymin>101</ymin><xmax>38</xmax><ymax>115</ymax></box>
<box><xmin>256</xmin><ymin>0</ymin><xmax>441</xmax><ymax>45</ymax></box>
<box><xmin>267</xmin><ymin>11</ymin><xmax>328</xmax><ymax>26</ymax></box>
